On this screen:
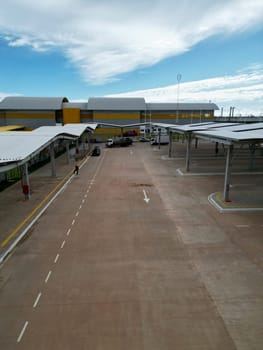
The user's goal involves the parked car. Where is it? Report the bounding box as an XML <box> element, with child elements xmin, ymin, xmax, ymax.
<box><xmin>106</xmin><ymin>137</ymin><xmax>132</xmax><ymax>147</ymax></box>
<box><xmin>139</xmin><ymin>137</ymin><xmax>151</xmax><ymax>142</ymax></box>
<box><xmin>150</xmin><ymin>135</ymin><xmax>169</xmax><ymax>145</ymax></box>
<box><xmin>91</xmin><ymin>146</ymin><xmax>101</xmax><ymax>156</ymax></box>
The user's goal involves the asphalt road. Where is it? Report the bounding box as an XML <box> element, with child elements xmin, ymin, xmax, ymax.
<box><xmin>0</xmin><ymin>142</ymin><xmax>262</xmax><ymax>349</ymax></box>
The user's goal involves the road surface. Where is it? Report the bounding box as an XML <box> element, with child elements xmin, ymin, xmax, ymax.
<box><xmin>0</xmin><ymin>143</ymin><xmax>262</xmax><ymax>349</ymax></box>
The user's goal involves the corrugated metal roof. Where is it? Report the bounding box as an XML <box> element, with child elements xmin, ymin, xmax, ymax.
<box><xmin>63</xmin><ymin>102</ymin><xmax>88</xmax><ymax>109</ymax></box>
<box><xmin>195</xmin><ymin>123</ymin><xmax>263</xmax><ymax>143</ymax></box>
<box><xmin>196</xmin><ymin>128</ymin><xmax>263</xmax><ymax>143</ymax></box>
<box><xmin>0</xmin><ymin>124</ymin><xmax>97</xmax><ymax>166</ymax></box>
<box><xmin>0</xmin><ymin>96</ymin><xmax>69</xmax><ymax>110</ymax></box>
<box><xmin>165</xmin><ymin>122</ymin><xmax>241</xmax><ymax>133</ymax></box>
<box><xmin>152</xmin><ymin>121</ymin><xmax>263</xmax><ymax>144</ymax></box>
<box><xmin>88</xmin><ymin>97</ymin><xmax>146</xmax><ymax>110</ymax></box>
<box><xmin>146</xmin><ymin>103</ymin><xmax>219</xmax><ymax>111</ymax></box>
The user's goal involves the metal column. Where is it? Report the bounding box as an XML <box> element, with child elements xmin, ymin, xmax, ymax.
<box><xmin>49</xmin><ymin>143</ymin><xmax>56</xmax><ymax>178</ymax></box>
<box><xmin>168</xmin><ymin>130</ymin><xmax>173</xmax><ymax>158</ymax></box>
<box><xmin>66</xmin><ymin>141</ymin><xmax>70</xmax><ymax>164</ymax></box>
<box><xmin>223</xmin><ymin>144</ymin><xmax>233</xmax><ymax>202</ymax></box>
<box><xmin>87</xmin><ymin>133</ymin><xmax>91</xmax><ymax>151</ymax></box>
<box><xmin>185</xmin><ymin>133</ymin><xmax>192</xmax><ymax>172</ymax></box>
<box><xmin>21</xmin><ymin>162</ymin><xmax>30</xmax><ymax>199</ymax></box>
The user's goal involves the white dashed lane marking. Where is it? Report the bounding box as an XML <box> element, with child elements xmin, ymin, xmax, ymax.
<box><xmin>54</xmin><ymin>254</ymin><xmax>60</xmax><ymax>264</ymax></box>
<box><xmin>15</xmin><ymin>155</ymin><xmax>106</xmax><ymax>344</ymax></box>
<box><xmin>33</xmin><ymin>292</ymin><xmax>42</xmax><ymax>308</ymax></box>
<box><xmin>45</xmin><ymin>270</ymin><xmax>52</xmax><ymax>283</ymax></box>
<box><xmin>17</xmin><ymin>321</ymin><xmax>29</xmax><ymax>343</ymax></box>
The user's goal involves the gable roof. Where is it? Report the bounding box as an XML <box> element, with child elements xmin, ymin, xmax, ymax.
<box><xmin>0</xmin><ymin>124</ymin><xmax>97</xmax><ymax>168</ymax></box>
<box><xmin>0</xmin><ymin>96</ymin><xmax>69</xmax><ymax>110</ymax></box>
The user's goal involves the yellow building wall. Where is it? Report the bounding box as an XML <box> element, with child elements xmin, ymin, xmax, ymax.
<box><xmin>63</xmin><ymin>108</ymin><xmax>80</xmax><ymax>124</ymax></box>
<box><xmin>5</xmin><ymin>111</ymin><xmax>55</xmax><ymax>119</ymax></box>
<box><xmin>94</xmin><ymin>112</ymin><xmax>140</xmax><ymax>120</ymax></box>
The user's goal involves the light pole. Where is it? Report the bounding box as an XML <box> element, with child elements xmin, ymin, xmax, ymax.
<box><xmin>176</xmin><ymin>73</ymin><xmax>182</xmax><ymax>123</ymax></box>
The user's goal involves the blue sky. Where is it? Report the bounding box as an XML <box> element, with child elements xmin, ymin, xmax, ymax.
<box><xmin>0</xmin><ymin>0</ymin><xmax>263</xmax><ymax>115</ymax></box>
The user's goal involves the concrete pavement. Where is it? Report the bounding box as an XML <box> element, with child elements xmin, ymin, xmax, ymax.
<box><xmin>0</xmin><ymin>142</ymin><xmax>262</xmax><ymax>349</ymax></box>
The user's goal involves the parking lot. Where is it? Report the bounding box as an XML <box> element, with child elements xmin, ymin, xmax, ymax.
<box><xmin>0</xmin><ymin>141</ymin><xmax>262</xmax><ymax>349</ymax></box>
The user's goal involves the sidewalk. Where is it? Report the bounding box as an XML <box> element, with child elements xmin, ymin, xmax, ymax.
<box><xmin>209</xmin><ymin>190</ymin><xmax>263</xmax><ymax>212</ymax></box>
<box><xmin>0</xmin><ymin>150</ymin><xmax>89</xmax><ymax>262</ymax></box>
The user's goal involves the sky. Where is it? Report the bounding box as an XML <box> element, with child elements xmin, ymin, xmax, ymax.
<box><xmin>0</xmin><ymin>0</ymin><xmax>263</xmax><ymax>116</ymax></box>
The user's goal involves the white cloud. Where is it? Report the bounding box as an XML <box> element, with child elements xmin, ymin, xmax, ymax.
<box><xmin>108</xmin><ymin>66</ymin><xmax>263</xmax><ymax>116</ymax></box>
<box><xmin>0</xmin><ymin>92</ymin><xmax>21</xmax><ymax>101</ymax></box>
<box><xmin>1</xmin><ymin>67</ymin><xmax>263</xmax><ymax>116</ymax></box>
<box><xmin>0</xmin><ymin>0</ymin><xmax>263</xmax><ymax>83</ymax></box>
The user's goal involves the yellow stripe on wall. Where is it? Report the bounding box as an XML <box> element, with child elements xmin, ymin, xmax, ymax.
<box><xmin>94</xmin><ymin>112</ymin><xmax>140</xmax><ymax>120</ymax></box>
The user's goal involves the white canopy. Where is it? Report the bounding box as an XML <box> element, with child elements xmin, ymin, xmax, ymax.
<box><xmin>0</xmin><ymin>123</ymin><xmax>97</xmax><ymax>166</ymax></box>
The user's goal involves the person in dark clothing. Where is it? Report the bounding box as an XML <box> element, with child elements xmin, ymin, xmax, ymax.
<box><xmin>74</xmin><ymin>165</ymin><xmax>79</xmax><ymax>175</ymax></box>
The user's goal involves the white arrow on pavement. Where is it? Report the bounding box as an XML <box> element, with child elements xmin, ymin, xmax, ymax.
<box><xmin>143</xmin><ymin>189</ymin><xmax>150</xmax><ymax>203</ymax></box>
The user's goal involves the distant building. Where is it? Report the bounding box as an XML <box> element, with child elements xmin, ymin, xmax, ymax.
<box><xmin>0</xmin><ymin>96</ymin><xmax>219</xmax><ymax>137</ymax></box>
<box><xmin>0</xmin><ymin>96</ymin><xmax>68</xmax><ymax>129</ymax></box>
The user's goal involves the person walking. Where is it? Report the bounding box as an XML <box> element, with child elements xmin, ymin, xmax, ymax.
<box><xmin>74</xmin><ymin>165</ymin><xmax>79</xmax><ymax>175</ymax></box>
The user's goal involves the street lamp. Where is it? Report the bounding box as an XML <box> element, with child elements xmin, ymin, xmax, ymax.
<box><xmin>176</xmin><ymin>73</ymin><xmax>182</xmax><ymax>123</ymax></box>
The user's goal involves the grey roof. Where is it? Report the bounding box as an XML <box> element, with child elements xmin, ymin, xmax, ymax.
<box><xmin>0</xmin><ymin>124</ymin><xmax>97</xmax><ymax>168</ymax></box>
<box><xmin>63</xmin><ymin>102</ymin><xmax>88</xmax><ymax>109</ymax></box>
<box><xmin>162</xmin><ymin>122</ymin><xmax>241</xmax><ymax>133</ymax></box>
<box><xmin>195</xmin><ymin>123</ymin><xmax>263</xmax><ymax>144</ymax></box>
<box><xmin>151</xmin><ymin>121</ymin><xmax>263</xmax><ymax>144</ymax></box>
<box><xmin>0</xmin><ymin>96</ymin><xmax>69</xmax><ymax>110</ymax></box>
<box><xmin>88</xmin><ymin>97</ymin><xmax>146</xmax><ymax>111</ymax></box>
<box><xmin>146</xmin><ymin>103</ymin><xmax>219</xmax><ymax>111</ymax></box>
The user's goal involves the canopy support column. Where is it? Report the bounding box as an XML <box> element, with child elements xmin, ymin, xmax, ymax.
<box><xmin>21</xmin><ymin>162</ymin><xmax>30</xmax><ymax>200</ymax></box>
<box><xmin>87</xmin><ymin>133</ymin><xmax>91</xmax><ymax>152</ymax></box>
<box><xmin>49</xmin><ymin>143</ymin><xmax>56</xmax><ymax>178</ymax></box>
<box><xmin>185</xmin><ymin>133</ymin><xmax>192</xmax><ymax>172</ymax></box>
<box><xmin>66</xmin><ymin>141</ymin><xmax>70</xmax><ymax>164</ymax></box>
<box><xmin>168</xmin><ymin>130</ymin><xmax>173</xmax><ymax>158</ymax></box>
<box><xmin>223</xmin><ymin>144</ymin><xmax>233</xmax><ymax>202</ymax></box>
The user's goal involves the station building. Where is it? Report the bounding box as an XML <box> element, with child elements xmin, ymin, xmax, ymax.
<box><xmin>0</xmin><ymin>96</ymin><xmax>219</xmax><ymax>138</ymax></box>
<box><xmin>0</xmin><ymin>96</ymin><xmax>68</xmax><ymax>129</ymax></box>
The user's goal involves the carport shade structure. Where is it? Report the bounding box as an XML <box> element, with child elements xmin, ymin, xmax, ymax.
<box><xmin>0</xmin><ymin>123</ymin><xmax>97</xmax><ymax>197</ymax></box>
<box><xmin>195</xmin><ymin>123</ymin><xmax>263</xmax><ymax>201</ymax></box>
<box><xmin>151</xmin><ymin>122</ymin><xmax>241</xmax><ymax>171</ymax></box>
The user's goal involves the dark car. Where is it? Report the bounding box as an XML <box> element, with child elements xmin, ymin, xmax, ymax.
<box><xmin>91</xmin><ymin>146</ymin><xmax>101</xmax><ymax>156</ymax></box>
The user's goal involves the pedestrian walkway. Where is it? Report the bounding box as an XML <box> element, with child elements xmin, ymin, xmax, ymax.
<box><xmin>0</xmin><ymin>150</ymin><xmax>89</xmax><ymax>263</ymax></box>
